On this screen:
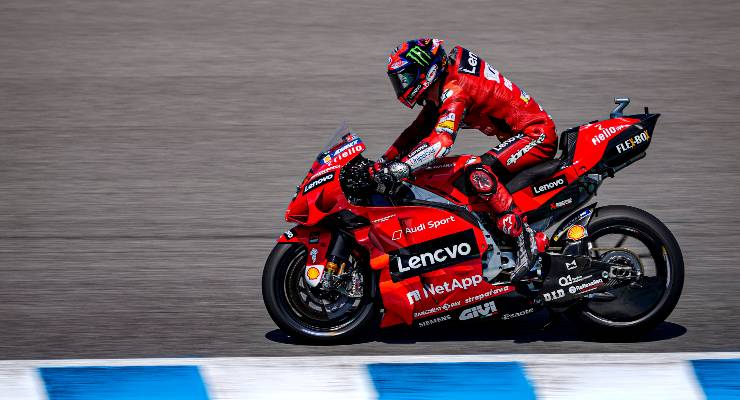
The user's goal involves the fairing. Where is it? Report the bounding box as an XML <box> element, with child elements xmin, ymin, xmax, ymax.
<box><xmin>275</xmin><ymin>112</ymin><xmax>659</xmax><ymax>329</ymax></box>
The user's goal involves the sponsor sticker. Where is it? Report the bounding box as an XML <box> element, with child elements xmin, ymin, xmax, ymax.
<box><xmin>304</xmin><ymin>264</ymin><xmax>325</xmax><ymax>287</ymax></box>
<box><xmin>414</xmin><ymin>301</ymin><xmax>461</xmax><ymax>318</ymax></box>
<box><xmin>501</xmin><ymin>308</ymin><xmax>535</xmax><ymax>320</ymax></box>
<box><xmin>331</xmin><ymin>143</ymin><xmax>365</xmax><ymax>164</ymax></box>
<box><xmin>389</xmin><ymin>229</ymin><xmax>480</xmax><ymax>281</ymax></box>
<box><xmin>303</xmin><ymin>172</ymin><xmax>335</xmax><ymax>194</ymax></box>
<box><xmin>567</xmin><ymin>225</ymin><xmax>587</xmax><ymax>241</ymax></box>
<box><xmin>406</xmin><ymin>142</ymin><xmax>442</xmax><ymax>169</ymax></box>
<box><xmin>418</xmin><ymin>314</ymin><xmax>451</xmax><ymax>327</ymax></box>
<box><xmin>308</xmin><ymin>232</ymin><xmax>320</xmax><ymax>244</ymax></box>
<box><xmin>491</xmin><ymin>133</ymin><xmax>523</xmax><ymax>154</ymax></box>
<box><xmin>558</xmin><ymin>274</ymin><xmax>593</xmax><ymax>287</ymax></box>
<box><xmin>435</xmin><ymin>113</ymin><xmax>456</xmax><ymax>134</ymax></box>
<box><xmin>407</xmin><ymin>275</ymin><xmax>484</xmax><ymax>305</ymax></box>
<box><xmin>503</xmin><ymin>77</ymin><xmax>513</xmax><ymax>91</ymax></box>
<box><xmin>459</xmin><ymin>300</ymin><xmax>497</xmax><ymax>320</ymax></box>
<box><xmin>457</xmin><ymin>48</ymin><xmax>481</xmax><ymax>76</ymax></box>
<box><xmin>483</xmin><ymin>64</ymin><xmax>500</xmax><ymax>82</ymax></box>
<box><xmin>531</xmin><ymin>175</ymin><xmax>567</xmax><ymax>195</ymax></box>
<box><xmin>463</xmin><ymin>285</ymin><xmax>514</xmax><ymax>304</ymax></box>
<box><xmin>520</xmin><ymin>90</ymin><xmax>531</xmax><ymax>103</ymax></box>
<box><xmin>407</xmin><ymin>46</ymin><xmax>431</xmax><ymax>66</ymax></box>
<box><xmin>331</xmin><ymin>139</ymin><xmax>360</xmax><ymax>157</ymax></box>
<box><xmin>441</xmin><ymin>88</ymin><xmax>454</xmax><ymax>103</ymax></box>
<box><xmin>591</xmin><ymin>124</ymin><xmax>631</xmax><ymax>146</ymax></box>
<box><xmin>550</xmin><ymin>197</ymin><xmax>574</xmax><ymax>210</ymax></box>
<box><xmin>426</xmin><ymin>162</ymin><xmax>455</xmax><ymax>170</ymax></box>
<box><xmin>389</xmin><ymin>59</ymin><xmax>408</xmax><ymax>70</ymax></box>
<box><xmin>427</xmin><ymin>64</ymin><xmax>438</xmax><ymax>81</ymax></box>
<box><xmin>569</xmin><ymin>278</ymin><xmax>605</xmax><ymax>294</ymax></box>
<box><xmin>506</xmin><ymin>133</ymin><xmax>546</xmax><ymax>166</ymax></box>
<box><xmin>372</xmin><ymin>214</ymin><xmax>396</xmax><ymax>224</ymax></box>
<box><xmin>616</xmin><ymin>130</ymin><xmax>650</xmax><ymax>154</ymax></box>
<box><xmin>542</xmin><ymin>288</ymin><xmax>565</xmax><ymax>302</ymax></box>
<box><xmin>310</xmin><ymin>248</ymin><xmax>318</xmax><ymax>263</ymax></box>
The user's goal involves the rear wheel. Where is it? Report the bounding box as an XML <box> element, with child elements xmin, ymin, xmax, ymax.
<box><xmin>261</xmin><ymin>243</ymin><xmax>378</xmax><ymax>343</ymax></box>
<box><xmin>565</xmin><ymin>205</ymin><xmax>684</xmax><ymax>338</ymax></box>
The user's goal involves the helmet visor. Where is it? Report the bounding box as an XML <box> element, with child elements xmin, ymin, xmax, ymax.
<box><xmin>388</xmin><ymin>65</ymin><xmax>419</xmax><ymax>98</ymax></box>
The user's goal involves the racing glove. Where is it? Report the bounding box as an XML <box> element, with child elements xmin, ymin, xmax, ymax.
<box><xmin>369</xmin><ymin>160</ymin><xmax>411</xmax><ymax>195</ymax></box>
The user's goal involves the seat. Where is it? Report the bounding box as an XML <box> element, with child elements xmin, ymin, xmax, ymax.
<box><xmin>504</xmin><ymin>159</ymin><xmax>563</xmax><ymax>194</ymax></box>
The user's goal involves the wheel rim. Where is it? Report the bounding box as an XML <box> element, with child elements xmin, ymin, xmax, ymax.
<box><xmin>581</xmin><ymin>224</ymin><xmax>673</xmax><ymax>326</ymax></box>
<box><xmin>278</xmin><ymin>247</ymin><xmax>371</xmax><ymax>334</ymax></box>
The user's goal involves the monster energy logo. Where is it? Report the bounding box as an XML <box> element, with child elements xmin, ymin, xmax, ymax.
<box><xmin>407</xmin><ymin>47</ymin><xmax>431</xmax><ymax>66</ymax></box>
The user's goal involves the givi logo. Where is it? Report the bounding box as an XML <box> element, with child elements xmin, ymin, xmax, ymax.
<box><xmin>459</xmin><ymin>300</ymin><xmax>498</xmax><ymax>320</ymax></box>
<box><xmin>389</xmin><ymin>229</ymin><xmax>480</xmax><ymax>282</ymax></box>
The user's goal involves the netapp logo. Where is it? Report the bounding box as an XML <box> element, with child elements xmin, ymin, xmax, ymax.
<box><xmin>459</xmin><ymin>300</ymin><xmax>497</xmax><ymax>320</ymax></box>
<box><xmin>390</xmin><ymin>230</ymin><xmax>480</xmax><ymax>282</ymax></box>
<box><xmin>303</xmin><ymin>172</ymin><xmax>335</xmax><ymax>194</ymax></box>
<box><xmin>532</xmin><ymin>175</ymin><xmax>567</xmax><ymax>195</ymax></box>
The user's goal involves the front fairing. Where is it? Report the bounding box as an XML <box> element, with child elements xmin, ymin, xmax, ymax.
<box><xmin>284</xmin><ymin>124</ymin><xmax>367</xmax><ymax>225</ymax></box>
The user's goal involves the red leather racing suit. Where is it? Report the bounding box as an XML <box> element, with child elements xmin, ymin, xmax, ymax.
<box><xmin>383</xmin><ymin>46</ymin><xmax>558</xmax><ymax>217</ymax></box>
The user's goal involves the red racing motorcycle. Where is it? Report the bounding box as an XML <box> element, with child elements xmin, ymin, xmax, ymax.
<box><xmin>262</xmin><ymin>98</ymin><xmax>684</xmax><ymax>342</ymax></box>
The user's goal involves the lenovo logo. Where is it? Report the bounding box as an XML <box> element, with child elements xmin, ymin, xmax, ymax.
<box><xmin>532</xmin><ymin>175</ymin><xmax>567</xmax><ymax>195</ymax></box>
<box><xmin>390</xmin><ymin>230</ymin><xmax>480</xmax><ymax>282</ymax></box>
<box><xmin>395</xmin><ymin>242</ymin><xmax>471</xmax><ymax>273</ymax></box>
<box><xmin>303</xmin><ymin>172</ymin><xmax>335</xmax><ymax>194</ymax></box>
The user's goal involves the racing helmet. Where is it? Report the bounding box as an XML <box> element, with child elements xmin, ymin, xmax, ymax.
<box><xmin>387</xmin><ymin>38</ymin><xmax>447</xmax><ymax>108</ymax></box>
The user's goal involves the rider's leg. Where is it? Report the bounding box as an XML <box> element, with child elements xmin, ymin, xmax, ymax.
<box><xmin>468</xmin><ymin>165</ymin><xmax>543</xmax><ymax>281</ymax></box>
<box><xmin>476</xmin><ymin>124</ymin><xmax>558</xmax><ymax>281</ymax></box>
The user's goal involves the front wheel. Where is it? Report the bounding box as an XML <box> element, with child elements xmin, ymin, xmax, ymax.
<box><xmin>565</xmin><ymin>205</ymin><xmax>684</xmax><ymax>338</ymax></box>
<box><xmin>261</xmin><ymin>243</ymin><xmax>378</xmax><ymax>343</ymax></box>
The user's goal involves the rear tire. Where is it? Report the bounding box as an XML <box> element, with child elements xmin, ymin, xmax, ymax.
<box><xmin>262</xmin><ymin>243</ymin><xmax>379</xmax><ymax>343</ymax></box>
<box><xmin>565</xmin><ymin>205</ymin><xmax>684</xmax><ymax>339</ymax></box>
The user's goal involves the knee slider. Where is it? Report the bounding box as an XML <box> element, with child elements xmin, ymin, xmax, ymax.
<box><xmin>467</xmin><ymin>165</ymin><xmax>497</xmax><ymax>196</ymax></box>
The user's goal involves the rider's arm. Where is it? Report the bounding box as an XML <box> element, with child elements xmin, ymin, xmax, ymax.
<box><xmin>399</xmin><ymin>90</ymin><xmax>467</xmax><ymax>171</ymax></box>
<box><xmin>382</xmin><ymin>102</ymin><xmax>438</xmax><ymax>161</ymax></box>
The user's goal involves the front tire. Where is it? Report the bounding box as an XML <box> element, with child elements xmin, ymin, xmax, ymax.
<box><xmin>262</xmin><ymin>243</ymin><xmax>378</xmax><ymax>343</ymax></box>
<box><xmin>566</xmin><ymin>205</ymin><xmax>684</xmax><ymax>339</ymax></box>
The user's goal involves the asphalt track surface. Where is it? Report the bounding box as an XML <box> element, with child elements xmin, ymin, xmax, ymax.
<box><xmin>1</xmin><ymin>0</ymin><xmax>739</xmax><ymax>360</ymax></box>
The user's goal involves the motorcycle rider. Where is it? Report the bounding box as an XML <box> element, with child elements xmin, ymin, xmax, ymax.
<box><xmin>372</xmin><ymin>38</ymin><xmax>555</xmax><ymax>282</ymax></box>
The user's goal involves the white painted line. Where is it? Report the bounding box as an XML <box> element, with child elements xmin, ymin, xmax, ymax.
<box><xmin>526</xmin><ymin>361</ymin><xmax>706</xmax><ymax>400</ymax></box>
<box><xmin>201</xmin><ymin>358</ymin><xmax>376</xmax><ymax>400</ymax></box>
<box><xmin>0</xmin><ymin>366</ymin><xmax>46</xmax><ymax>400</ymax></box>
<box><xmin>1</xmin><ymin>352</ymin><xmax>736</xmax><ymax>400</ymax></box>
<box><xmin>1</xmin><ymin>352</ymin><xmax>737</xmax><ymax>368</ymax></box>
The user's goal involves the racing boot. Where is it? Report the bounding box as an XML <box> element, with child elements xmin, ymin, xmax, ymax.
<box><xmin>496</xmin><ymin>210</ymin><xmax>549</xmax><ymax>282</ymax></box>
<box><xmin>466</xmin><ymin>164</ymin><xmax>548</xmax><ymax>281</ymax></box>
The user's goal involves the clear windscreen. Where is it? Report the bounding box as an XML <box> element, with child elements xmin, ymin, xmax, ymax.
<box><xmin>315</xmin><ymin>122</ymin><xmax>364</xmax><ymax>163</ymax></box>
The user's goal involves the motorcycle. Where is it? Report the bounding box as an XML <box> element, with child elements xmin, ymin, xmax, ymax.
<box><xmin>262</xmin><ymin>98</ymin><xmax>684</xmax><ymax>342</ymax></box>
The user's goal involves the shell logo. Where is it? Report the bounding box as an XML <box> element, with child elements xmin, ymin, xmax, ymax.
<box><xmin>567</xmin><ymin>225</ymin><xmax>587</xmax><ymax>241</ymax></box>
<box><xmin>306</xmin><ymin>267</ymin><xmax>321</xmax><ymax>280</ymax></box>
